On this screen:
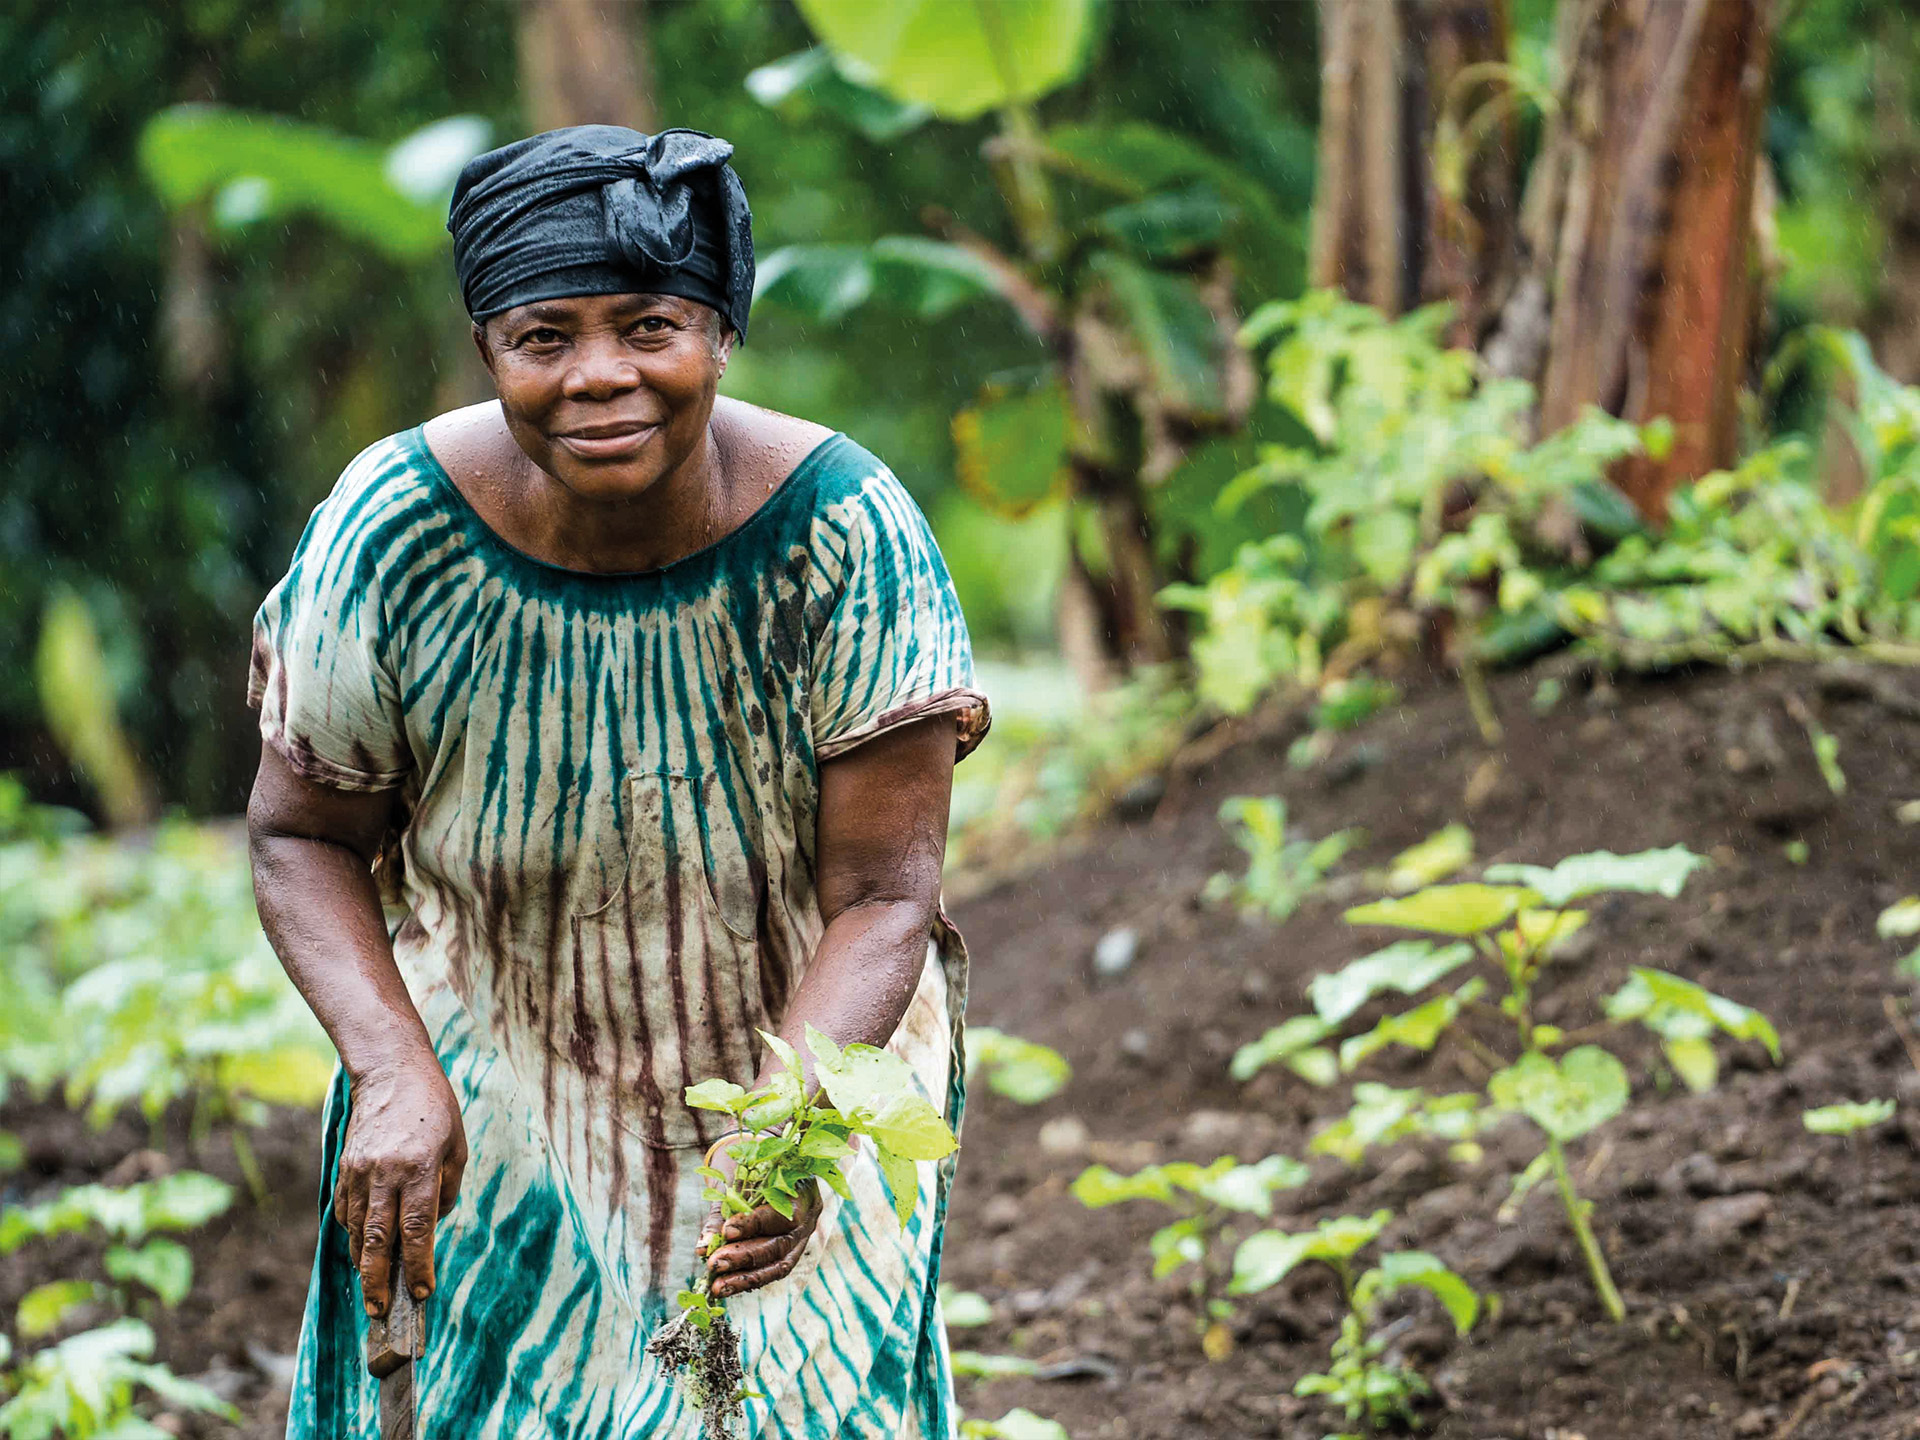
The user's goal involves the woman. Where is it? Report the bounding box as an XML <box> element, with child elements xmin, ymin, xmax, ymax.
<box><xmin>247</xmin><ymin>125</ymin><xmax>988</xmax><ymax>1439</ymax></box>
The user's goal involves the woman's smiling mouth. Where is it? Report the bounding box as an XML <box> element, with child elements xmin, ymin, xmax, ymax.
<box><xmin>555</xmin><ymin>420</ymin><xmax>658</xmax><ymax>460</ymax></box>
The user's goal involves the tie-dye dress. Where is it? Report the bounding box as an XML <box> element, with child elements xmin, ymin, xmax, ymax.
<box><xmin>248</xmin><ymin>426</ymin><xmax>989</xmax><ymax>1439</ymax></box>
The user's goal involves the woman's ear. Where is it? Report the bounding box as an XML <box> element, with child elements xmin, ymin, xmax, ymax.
<box><xmin>470</xmin><ymin>321</ymin><xmax>495</xmax><ymax>377</ymax></box>
<box><xmin>715</xmin><ymin>324</ymin><xmax>735</xmax><ymax>380</ymax></box>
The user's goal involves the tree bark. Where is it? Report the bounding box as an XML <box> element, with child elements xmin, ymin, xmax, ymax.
<box><xmin>1309</xmin><ymin>0</ymin><xmax>1516</xmax><ymax>344</ymax></box>
<box><xmin>1500</xmin><ymin>0</ymin><xmax>1777</xmax><ymax>520</ymax></box>
<box><xmin>516</xmin><ymin>0</ymin><xmax>658</xmax><ymax>133</ymax></box>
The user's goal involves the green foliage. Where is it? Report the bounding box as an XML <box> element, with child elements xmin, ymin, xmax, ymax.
<box><xmin>0</xmin><ymin>1175</ymin><xmax>233</xmax><ymax>1255</ymax></box>
<box><xmin>959</xmin><ymin>1409</ymin><xmax>1070</xmax><ymax>1440</ymax></box>
<box><xmin>965</xmin><ymin>1029</ymin><xmax>1071</xmax><ymax>1105</ymax></box>
<box><xmin>793</xmin><ymin>0</ymin><xmax>1094</xmax><ymax>121</ymax></box>
<box><xmin>1230</xmin><ymin>1212</ymin><xmax>1476</xmax><ymax>1433</ymax></box>
<box><xmin>1235</xmin><ymin>845</ymin><xmax>1776</xmax><ymax>1323</ymax></box>
<box><xmin>1071</xmin><ymin>1155</ymin><xmax>1306</xmax><ymax>1323</ymax></box>
<box><xmin>1803</xmin><ymin>1099</ymin><xmax>1896</xmax><ymax>1135</ymax></box>
<box><xmin>0</xmin><ymin>1318</ymin><xmax>237</xmax><ymax>1440</ymax></box>
<box><xmin>1383</xmin><ymin>826</ymin><xmax>1475</xmax><ymax>893</ymax></box>
<box><xmin>140</xmin><ymin>107</ymin><xmax>487</xmax><ymax>261</ymax></box>
<box><xmin>1203</xmin><ymin>797</ymin><xmax>1361</xmax><ymax>924</ymax></box>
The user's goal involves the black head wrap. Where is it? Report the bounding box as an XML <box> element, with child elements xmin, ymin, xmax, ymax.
<box><xmin>447</xmin><ymin>125</ymin><xmax>754</xmax><ymax>339</ymax></box>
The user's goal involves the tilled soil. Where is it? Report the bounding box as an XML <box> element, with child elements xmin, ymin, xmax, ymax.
<box><xmin>6</xmin><ymin>663</ymin><xmax>1920</xmax><ymax>1438</ymax></box>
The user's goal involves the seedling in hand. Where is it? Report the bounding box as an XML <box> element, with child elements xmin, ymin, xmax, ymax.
<box><xmin>648</xmin><ymin>1025</ymin><xmax>958</xmax><ymax>1440</ymax></box>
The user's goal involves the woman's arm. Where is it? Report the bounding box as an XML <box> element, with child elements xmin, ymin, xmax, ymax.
<box><xmin>247</xmin><ymin>742</ymin><xmax>467</xmax><ymax>1318</ymax></box>
<box><xmin>702</xmin><ymin>714</ymin><xmax>956</xmax><ymax>1297</ymax></box>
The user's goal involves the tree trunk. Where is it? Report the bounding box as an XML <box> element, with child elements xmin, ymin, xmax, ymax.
<box><xmin>1309</xmin><ymin>0</ymin><xmax>1516</xmax><ymax>344</ymax></box>
<box><xmin>1498</xmin><ymin>0</ymin><xmax>1776</xmax><ymax>521</ymax></box>
<box><xmin>517</xmin><ymin>0</ymin><xmax>657</xmax><ymax>133</ymax></box>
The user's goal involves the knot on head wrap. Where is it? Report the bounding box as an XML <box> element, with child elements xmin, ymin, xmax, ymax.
<box><xmin>448</xmin><ymin>125</ymin><xmax>755</xmax><ymax>339</ymax></box>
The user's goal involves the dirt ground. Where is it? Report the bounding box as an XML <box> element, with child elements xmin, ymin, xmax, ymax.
<box><xmin>9</xmin><ymin>661</ymin><xmax>1920</xmax><ymax>1438</ymax></box>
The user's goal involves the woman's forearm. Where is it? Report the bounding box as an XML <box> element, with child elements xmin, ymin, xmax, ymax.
<box><xmin>251</xmin><ymin>832</ymin><xmax>437</xmax><ymax>1081</ymax></box>
<box><xmin>759</xmin><ymin>897</ymin><xmax>933</xmax><ymax>1091</ymax></box>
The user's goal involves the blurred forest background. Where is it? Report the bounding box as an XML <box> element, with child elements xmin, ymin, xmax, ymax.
<box><xmin>6</xmin><ymin>0</ymin><xmax>1916</xmax><ymax>824</ymax></box>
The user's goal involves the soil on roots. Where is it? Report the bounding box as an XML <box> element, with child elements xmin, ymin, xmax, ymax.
<box><xmin>6</xmin><ymin>662</ymin><xmax>1920</xmax><ymax>1439</ymax></box>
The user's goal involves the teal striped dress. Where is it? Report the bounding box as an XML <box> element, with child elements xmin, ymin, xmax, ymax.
<box><xmin>249</xmin><ymin>426</ymin><xmax>989</xmax><ymax>1439</ymax></box>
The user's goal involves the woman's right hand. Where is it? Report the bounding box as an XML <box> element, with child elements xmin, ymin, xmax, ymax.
<box><xmin>336</xmin><ymin>1054</ymin><xmax>468</xmax><ymax>1319</ymax></box>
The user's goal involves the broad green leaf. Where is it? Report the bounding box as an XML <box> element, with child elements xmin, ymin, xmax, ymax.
<box><xmin>769</xmin><ymin>1029</ymin><xmax>809</xmax><ymax>1076</ymax></box>
<box><xmin>743</xmin><ymin>47</ymin><xmax>931</xmax><ymax>141</ymax></box>
<box><xmin>1352</xmin><ymin>509</ymin><xmax>1419</xmax><ymax>588</ymax></box>
<box><xmin>1149</xmin><ymin>1216</ymin><xmax>1207</xmax><ymax>1278</ymax></box>
<box><xmin>751</xmin><ymin>245</ymin><xmax>875</xmax><ymax>321</ymax></box>
<box><xmin>1604</xmin><ymin>968</ymin><xmax>1781</xmax><ymax>1061</ymax></box>
<box><xmin>940</xmin><ymin>1287</ymin><xmax>994</xmax><ymax>1328</ymax></box>
<box><xmin>1488</xmin><ymin>1047</ymin><xmax>1629</xmax><ymax>1142</ymax></box>
<box><xmin>1345</xmin><ymin>885</ymin><xmax>1538</xmax><ymax>937</ymax></box>
<box><xmin>967</xmin><ymin>1028</ymin><xmax>1072</xmax><ymax>1104</ymax></box>
<box><xmin>959</xmin><ymin>1408</ymin><xmax>1071</xmax><ymax>1440</ymax></box>
<box><xmin>1230</xmin><ymin>1210</ymin><xmax>1392</xmax><ymax>1295</ymax></box>
<box><xmin>754</xmin><ymin>238</ymin><xmax>1001</xmax><ymax>325</ymax></box>
<box><xmin>1386</xmin><ymin>825</ymin><xmax>1475</xmax><ymax>892</ymax></box>
<box><xmin>1879</xmin><ymin>897</ymin><xmax>1920</xmax><ymax>940</ymax></box>
<box><xmin>793</xmin><ymin>0</ymin><xmax>1094</xmax><ymax>120</ymax></box>
<box><xmin>1286</xmin><ymin>1046</ymin><xmax>1340</xmax><ymax>1088</ymax></box>
<box><xmin>1187</xmin><ymin>1155</ymin><xmax>1309</xmax><ymax>1216</ymax></box>
<box><xmin>1497</xmin><ymin>909</ymin><xmax>1589</xmax><ymax>965</ymax></box>
<box><xmin>685</xmin><ymin>1079</ymin><xmax>751</xmax><ymax>1114</ymax></box>
<box><xmin>1229</xmin><ymin>1014</ymin><xmax>1334</xmax><ymax>1083</ymax></box>
<box><xmin>950</xmin><ymin>1351</ymin><xmax>1041</xmax><ymax>1380</ymax></box>
<box><xmin>18</xmin><ymin>1279</ymin><xmax>99</xmax><ymax>1338</ymax></box>
<box><xmin>1663</xmin><ymin>1037</ymin><xmax>1720</xmax><ymax>1094</ymax></box>
<box><xmin>1803</xmin><ymin>1099</ymin><xmax>1896</xmax><ymax>1135</ymax></box>
<box><xmin>865</xmin><ymin>1094</ymin><xmax>959</xmax><ymax>1161</ymax></box>
<box><xmin>1309</xmin><ymin>1084</ymin><xmax>1422</xmax><ymax>1166</ymax></box>
<box><xmin>1089</xmin><ymin>252</ymin><xmax>1227</xmax><ymax>418</ymax></box>
<box><xmin>139</xmin><ymin>106</ymin><xmax>485</xmax><ymax>260</ymax></box>
<box><xmin>952</xmin><ymin>382</ymin><xmax>1072</xmax><ymax>518</ymax></box>
<box><xmin>1070</xmin><ymin>1164</ymin><xmax>1175</xmax><ymax>1208</ymax></box>
<box><xmin>873</xmin><ymin>1144</ymin><xmax>921</xmax><ymax>1229</ymax></box>
<box><xmin>104</xmin><ymin>1239</ymin><xmax>194</xmax><ymax>1308</ymax></box>
<box><xmin>1484</xmin><ymin>846</ymin><xmax>1707</xmax><ymax>905</ymax></box>
<box><xmin>1307</xmin><ymin>940</ymin><xmax>1477</xmax><ymax>1026</ymax></box>
<box><xmin>808</xmin><ymin>1025</ymin><xmax>919</xmax><ymax>1120</ymax></box>
<box><xmin>1338</xmin><ymin>979</ymin><xmax>1485</xmax><ymax>1072</ymax></box>
<box><xmin>1359</xmin><ymin>1251</ymin><xmax>1479</xmax><ymax>1334</ymax></box>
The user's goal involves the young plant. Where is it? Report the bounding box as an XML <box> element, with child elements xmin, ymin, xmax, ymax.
<box><xmin>1803</xmin><ymin>1099</ymin><xmax>1896</xmax><ymax>1135</ymax></box>
<box><xmin>966</xmin><ymin>1029</ymin><xmax>1071</xmax><ymax>1104</ymax></box>
<box><xmin>1070</xmin><ymin>1154</ymin><xmax>1307</xmax><ymax>1358</ymax></box>
<box><xmin>1204</xmin><ymin>796</ymin><xmax>1362</xmax><ymax>924</ymax></box>
<box><xmin>1233</xmin><ymin>846</ymin><xmax>1779</xmax><ymax>1323</ymax></box>
<box><xmin>1229</xmin><ymin>1210</ymin><xmax>1478</xmax><ymax>1433</ymax></box>
<box><xmin>0</xmin><ymin>1174</ymin><xmax>239</xmax><ymax>1438</ymax></box>
<box><xmin>648</xmin><ymin>1026</ymin><xmax>958</xmax><ymax>1440</ymax></box>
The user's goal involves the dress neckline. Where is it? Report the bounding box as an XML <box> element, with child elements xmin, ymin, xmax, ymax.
<box><xmin>405</xmin><ymin>425</ymin><xmax>848</xmax><ymax>582</ymax></box>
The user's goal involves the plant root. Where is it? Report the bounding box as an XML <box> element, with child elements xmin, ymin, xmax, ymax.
<box><xmin>647</xmin><ymin>1305</ymin><xmax>745</xmax><ymax>1440</ymax></box>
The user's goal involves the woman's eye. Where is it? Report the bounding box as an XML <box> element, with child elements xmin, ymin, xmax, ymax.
<box><xmin>526</xmin><ymin>328</ymin><xmax>566</xmax><ymax>345</ymax></box>
<box><xmin>633</xmin><ymin>317</ymin><xmax>671</xmax><ymax>335</ymax></box>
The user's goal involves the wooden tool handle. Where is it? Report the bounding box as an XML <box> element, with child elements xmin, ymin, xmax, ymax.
<box><xmin>366</xmin><ymin>1261</ymin><xmax>426</xmax><ymax>1380</ymax></box>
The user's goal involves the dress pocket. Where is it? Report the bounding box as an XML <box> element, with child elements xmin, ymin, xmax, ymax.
<box><xmin>563</xmin><ymin>770</ymin><xmax>766</xmax><ymax>1150</ymax></box>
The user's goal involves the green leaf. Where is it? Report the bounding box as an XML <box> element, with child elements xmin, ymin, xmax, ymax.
<box><xmin>1358</xmin><ymin>1251</ymin><xmax>1479</xmax><ymax>1334</ymax></box>
<box><xmin>1345</xmin><ymin>885</ymin><xmax>1538</xmax><ymax>937</ymax></box>
<box><xmin>765</xmin><ymin>1029</ymin><xmax>807</xmax><ymax>1077</ymax></box>
<box><xmin>950</xmin><ymin>1351</ymin><xmax>1041</xmax><ymax>1380</ymax></box>
<box><xmin>1229</xmin><ymin>1014</ymin><xmax>1334</xmax><ymax>1083</ymax></box>
<box><xmin>793</xmin><ymin>0</ymin><xmax>1094</xmax><ymax>120</ymax></box>
<box><xmin>1352</xmin><ymin>509</ymin><xmax>1419</xmax><ymax>588</ymax></box>
<box><xmin>1487</xmin><ymin>1047</ymin><xmax>1630</xmax><ymax>1142</ymax></box>
<box><xmin>1229</xmin><ymin>1210</ymin><xmax>1392</xmax><ymax>1295</ymax></box>
<box><xmin>1307</xmin><ymin>940</ymin><xmax>1478</xmax><ymax>1026</ymax></box>
<box><xmin>864</xmin><ymin>1094</ymin><xmax>959</xmax><ymax>1161</ymax></box>
<box><xmin>1088</xmin><ymin>253</ymin><xmax>1227</xmax><ymax>419</ymax></box>
<box><xmin>940</xmin><ymin>1287</ymin><xmax>994</xmax><ymax>1328</ymax></box>
<box><xmin>138</xmin><ymin>106</ymin><xmax>486</xmax><ymax>261</ymax></box>
<box><xmin>1879</xmin><ymin>897</ymin><xmax>1920</xmax><ymax>940</ymax></box>
<box><xmin>1663</xmin><ymin>1036</ymin><xmax>1720</xmax><ymax>1094</ymax></box>
<box><xmin>958</xmin><ymin>1408</ymin><xmax>1071</xmax><ymax>1440</ymax></box>
<box><xmin>104</xmin><ymin>1239</ymin><xmax>194</xmax><ymax>1307</ymax></box>
<box><xmin>1385</xmin><ymin>825</ymin><xmax>1475</xmax><ymax>892</ymax></box>
<box><xmin>873</xmin><ymin>1144</ymin><xmax>921</xmax><ymax>1229</ymax></box>
<box><xmin>743</xmin><ymin>47</ymin><xmax>931</xmax><ymax>142</ymax></box>
<box><xmin>1149</xmin><ymin>1216</ymin><xmax>1207</xmax><ymax>1278</ymax></box>
<box><xmin>17</xmin><ymin>1279</ymin><xmax>99</xmax><ymax>1338</ymax></box>
<box><xmin>966</xmin><ymin>1028</ymin><xmax>1072</xmax><ymax>1105</ymax></box>
<box><xmin>685</xmin><ymin>1079</ymin><xmax>751</xmax><ymax>1115</ymax></box>
<box><xmin>1484</xmin><ymin>846</ymin><xmax>1708</xmax><ymax>905</ymax></box>
<box><xmin>1338</xmin><ymin>979</ymin><xmax>1485</xmax><ymax>1072</ymax></box>
<box><xmin>1803</xmin><ymin>1099</ymin><xmax>1896</xmax><ymax>1135</ymax></box>
<box><xmin>952</xmin><ymin>382</ymin><xmax>1073</xmax><ymax>518</ymax></box>
<box><xmin>1186</xmin><ymin>1155</ymin><xmax>1309</xmax><ymax>1216</ymax></box>
<box><xmin>1604</xmin><ymin>968</ymin><xmax>1781</xmax><ymax>1061</ymax></box>
<box><xmin>1069</xmin><ymin>1163</ymin><xmax>1175</xmax><ymax>1209</ymax></box>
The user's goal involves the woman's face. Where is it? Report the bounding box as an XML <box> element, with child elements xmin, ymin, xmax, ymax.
<box><xmin>476</xmin><ymin>292</ymin><xmax>732</xmax><ymax>502</ymax></box>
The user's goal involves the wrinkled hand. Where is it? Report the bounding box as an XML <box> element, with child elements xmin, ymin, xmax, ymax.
<box><xmin>698</xmin><ymin>1140</ymin><xmax>822</xmax><ymax>1300</ymax></box>
<box><xmin>336</xmin><ymin>1056</ymin><xmax>468</xmax><ymax>1319</ymax></box>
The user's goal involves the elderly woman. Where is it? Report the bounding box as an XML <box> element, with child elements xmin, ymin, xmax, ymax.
<box><xmin>247</xmin><ymin>125</ymin><xmax>988</xmax><ymax>1439</ymax></box>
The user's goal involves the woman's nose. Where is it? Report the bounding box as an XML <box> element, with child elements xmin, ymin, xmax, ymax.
<box><xmin>561</xmin><ymin>339</ymin><xmax>642</xmax><ymax>400</ymax></box>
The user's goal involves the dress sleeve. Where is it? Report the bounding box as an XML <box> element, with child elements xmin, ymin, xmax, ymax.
<box><xmin>810</xmin><ymin>471</ymin><xmax>990</xmax><ymax>764</ymax></box>
<box><xmin>247</xmin><ymin>452</ymin><xmax>411</xmax><ymax>791</ymax></box>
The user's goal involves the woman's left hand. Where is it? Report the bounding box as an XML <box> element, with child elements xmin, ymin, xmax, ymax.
<box><xmin>698</xmin><ymin>1143</ymin><xmax>822</xmax><ymax>1300</ymax></box>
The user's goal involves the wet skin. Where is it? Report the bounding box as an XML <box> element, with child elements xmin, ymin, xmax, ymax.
<box><xmin>247</xmin><ymin>291</ymin><xmax>957</xmax><ymax>1316</ymax></box>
